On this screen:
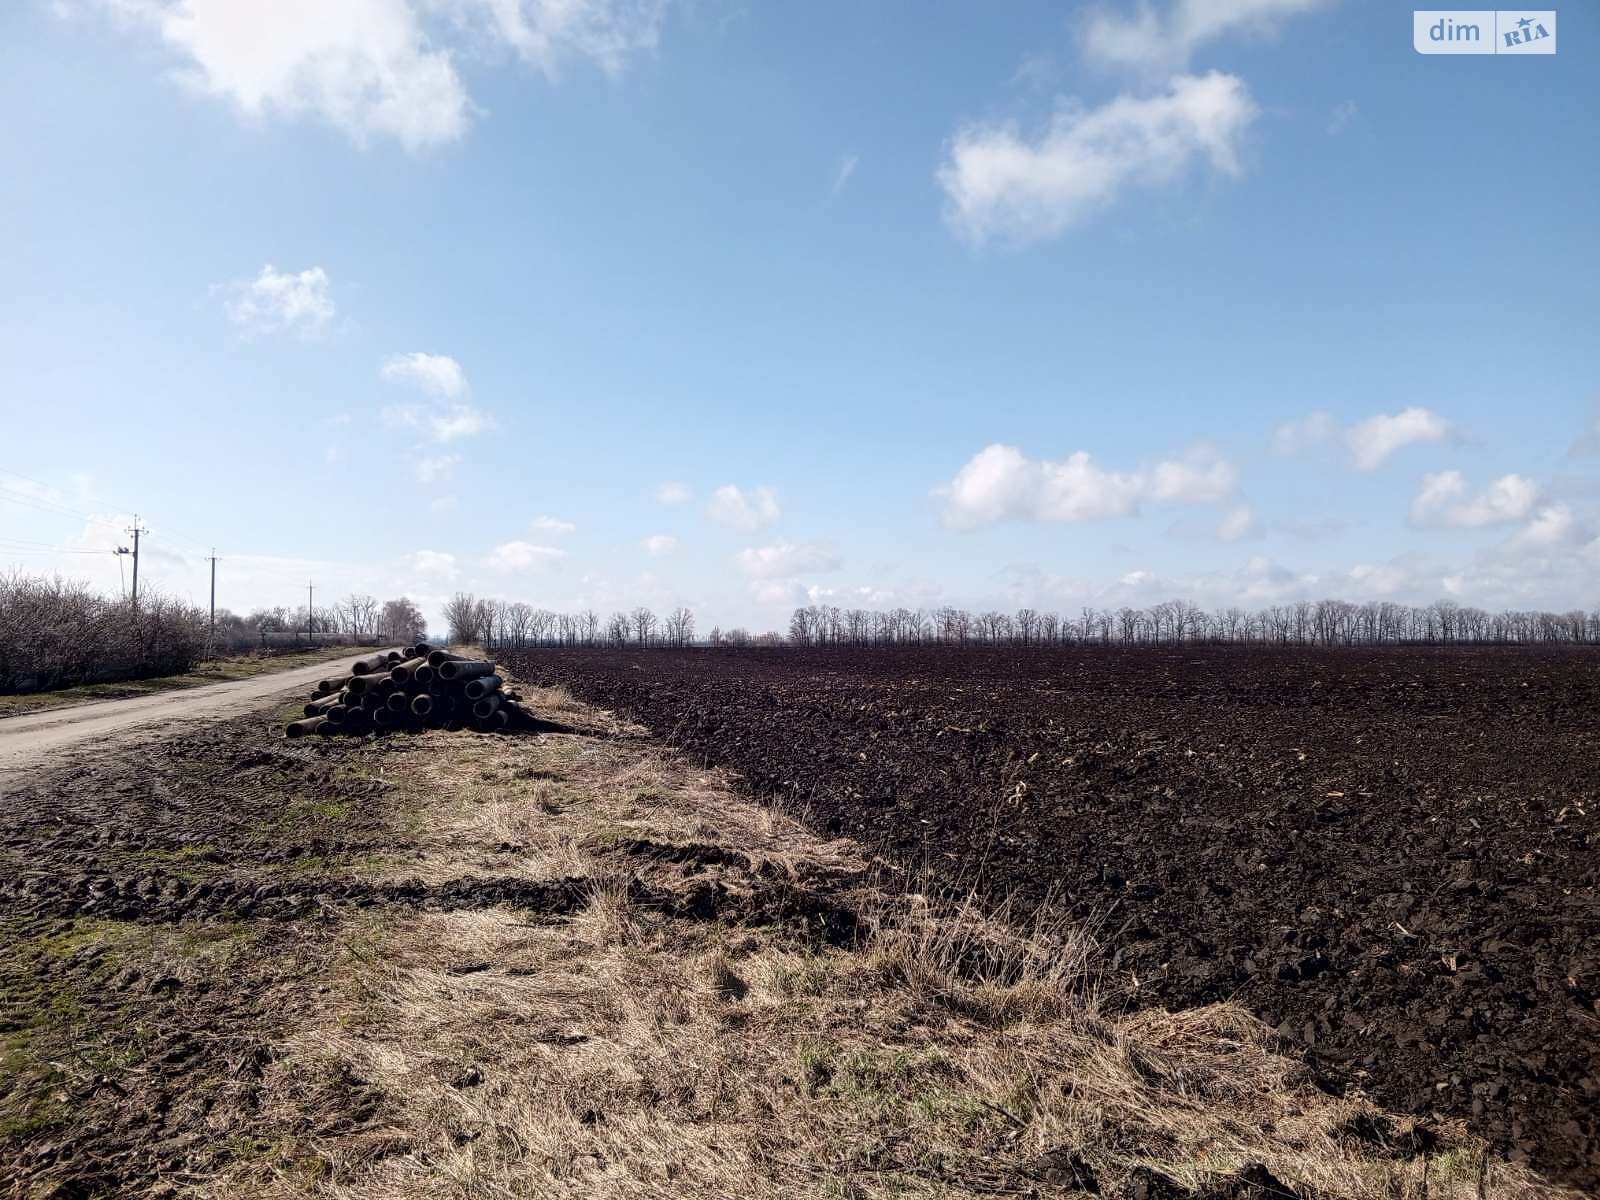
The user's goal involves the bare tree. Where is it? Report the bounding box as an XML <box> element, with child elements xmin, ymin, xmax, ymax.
<box><xmin>381</xmin><ymin>597</ymin><xmax>427</xmax><ymax>645</ymax></box>
<box><xmin>442</xmin><ymin>593</ymin><xmax>479</xmax><ymax>645</ymax></box>
<box><xmin>631</xmin><ymin>607</ymin><xmax>658</xmax><ymax>646</ymax></box>
<box><xmin>665</xmin><ymin>606</ymin><xmax>696</xmax><ymax>648</ymax></box>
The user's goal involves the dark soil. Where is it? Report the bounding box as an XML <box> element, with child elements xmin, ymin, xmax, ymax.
<box><xmin>504</xmin><ymin>644</ymin><xmax>1600</xmax><ymax>1190</ymax></box>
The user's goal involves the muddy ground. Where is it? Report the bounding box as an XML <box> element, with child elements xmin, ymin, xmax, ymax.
<box><xmin>503</xmin><ymin>645</ymin><xmax>1600</xmax><ymax>1191</ymax></box>
<box><xmin>0</xmin><ymin>679</ymin><xmax>1567</xmax><ymax>1198</ymax></box>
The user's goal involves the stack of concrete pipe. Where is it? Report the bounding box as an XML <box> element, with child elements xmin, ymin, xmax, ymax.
<box><xmin>285</xmin><ymin>644</ymin><xmax>531</xmax><ymax>739</ymax></box>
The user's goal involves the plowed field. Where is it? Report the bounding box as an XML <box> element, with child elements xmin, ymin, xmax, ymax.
<box><xmin>505</xmin><ymin>645</ymin><xmax>1600</xmax><ymax>1190</ymax></box>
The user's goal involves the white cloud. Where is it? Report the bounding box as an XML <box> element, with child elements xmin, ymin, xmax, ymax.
<box><xmin>222</xmin><ymin>264</ymin><xmax>334</xmax><ymax>336</ymax></box>
<box><xmin>1216</xmin><ymin>504</ymin><xmax>1259</xmax><ymax>541</ymax></box>
<box><xmin>382</xmin><ymin>351</ymin><xmax>467</xmax><ymax>398</ymax></box>
<box><xmin>736</xmin><ymin>539</ymin><xmax>842</xmax><ymax>580</ymax></box>
<box><xmin>938</xmin><ymin>72</ymin><xmax>1257</xmax><ymax>244</ymax></box>
<box><xmin>483</xmin><ymin>540</ymin><xmax>566</xmax><ymax>572</ymax></box>
<box><xmin>642</xmin><ymin>533</ymin><xmax>678</xmax><ymax>556</ymax></box>
<box><xmin>1084</xmin><ymin>0</ymin><xmax>1330</xmax><ymax>75</ymax></box>
<box><xmin>1273</xmin><ymin>406</ymin><xmax>1458</xmax><ymax>471</ymax></box>
<box><xmin>1410</xmin><ymin>471</ymin><xmax>1539</xmax><ymax>528</ymax></box>
<box><xmin>935</xmin><ymin>443</ymin><xmax>1237</xmax><ymax>529</ymax></box>
<box><xmin>87</xmin><ymin>0</ymin><xmax>665</xmax><ymax>151</ymax></box>
<box><xmin>102</xmin><ymin>0</ymin><xmax>471</xmax><ymax>151</ymax></box>
<box><xmin>532</xmin><ymin>514</ymin><xmax>576</xmax><ymax>535</ymax></box>
<box><xmin>831</xmin><ymin>152</ymin><xmax>859</xmax><ymax>196</ymax></box>
<box><xmin>1346</xmin><ymin>407</ymin><xmax>1456</xmax><ymax>471</ymax></box>
<box><xmin>706</xmin><ymin>484</ymin><xmax>781</xmax><ymax>531</ymax></box>
<box><xmin>380</xmin><ymin>352</ymin><xmax>496</xmax><ymax>442</ymax></box>
<box><xmin>1513</xmin><ymin>504</ymin><xmax>1579</xmax><ymax>548</ymax></box>
<box><xmin>412</xmin><ymin>453</ymin><xmax>462</xmax><ymax>483</ymax></box>
<box><xmin>430</xmin><ymin>494</ymin><xmax>459</xmax><ymax>512</ymax></box>
<box><xmin>410</xmin><ymin>549</ymin><xmax>459</xmax><ymax>578</ymax></box>
<box><xmin>1148</xmin><ymin>445</ymin><xmax>1237</xmax><ymax>502</ymax></box>
<box><xmin>655</xmin><ymin>480</ymin><xmax>691</xmax><ymax>505</ymax></box>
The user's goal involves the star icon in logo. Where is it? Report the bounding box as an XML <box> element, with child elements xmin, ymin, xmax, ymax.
<box><xmin>1517</xmin><ymin>16</ymin><xmax>1533</xmax><ymax>30</ymax></box>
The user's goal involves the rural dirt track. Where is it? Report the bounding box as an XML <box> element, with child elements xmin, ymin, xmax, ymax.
<box><xmin>0</xmin><ymin>654</ymin><xmax>380</xmax><ymax>775</ymax></box>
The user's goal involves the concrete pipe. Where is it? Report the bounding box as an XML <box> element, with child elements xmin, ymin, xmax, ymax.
<box><xmin>477</xmin><ymin>708</ymin><xmax>510</xmax><ymax>732</ymax></box>
<box><xmin>342</xmin><ymin>710</ymin><xmax>373</xmax><ymax>736</ymax></box>
<box><xmin>426</xmin><ymin>649</ymin><xmax>471</xmax><ymax>667</ymax></box>
<box><xmin>351</xmin><ymin>652</ymin><xmax>390</xmax><ymax>676</ymax></box>
<box><xmin>412</xmin><ymin>642</ymin><xmax>434</xmax><ymax>659</ymax></box>
<box><xmin>316</xmin><ymin>675</ymin><xmax>355</xmax><ymax>697</ymax></box>
<box><xmin>286</xmin><ymin>716</ymin><xmax>324</xmax><ymax>738</ymax></box>
<box><xmin>327</xmin><ymin>704</ymin><xmax>349</xmax><ymax>723</ymax></box>
<box><xmin>437</xmin><ymin>659</ymin><xmax>494</xmax><ymax>681</ymax></box>
<box><xmin>386</xmin><ymin>691</ymin><xmax>411</xmax><ymax>713</ymax></box>
<box><xmin>316</xmin><ymin>719</ymin><xmax>340</xmax><ymax>737</ymax></box>
<box><xmin>390</xmin><ymin>656</ymin><xmax>427</xmax><ymax>683</ymax></box>
<box><xmin>472</xmin><ymin>693</ymin><xmax>503</xmax><ymax>720</ymax></box>
<box><xmin>304</xmin><ymin>693</ymin><xmax>342</xmax><ymax>717</ymax></box>
<box><xmin>463</xmin><ymin>674</ymin><xmax>503</xmax><ymax>701</ymax></box>
<box><xmin>372</xmin><ymin>707</ymin><xmax>396</xmax><ymax>729</ymax></box>
<box><xmin>346</xmin><ymin>673</ymin><xmax>393</xmax><ymax>697</ymax></box>
<box><xmin>414</xmin><ymin>663</ymin><xmax>436</xmax><ymax>686</ymax></box>
<box><xmin>410</xmin><ymin>694</ymin><xmax>434</xmax><ymax>717</ymax></box>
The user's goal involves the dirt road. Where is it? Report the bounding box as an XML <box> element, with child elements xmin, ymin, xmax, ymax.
<box><xmin>0</xmin><ymin>654</ymin><xmax>378</xmax><ymax>775</ymax></box>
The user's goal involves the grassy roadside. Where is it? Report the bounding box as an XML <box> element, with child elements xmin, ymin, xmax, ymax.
<box><xmin>0</xmin><ymin>645</ymin><xmax>363</xmax><ymax>717</ymax></box>
<box><xmin>0</xmin><ymin>683</ymin><xmax>1574</xmax><ymax>1198</ymax></box>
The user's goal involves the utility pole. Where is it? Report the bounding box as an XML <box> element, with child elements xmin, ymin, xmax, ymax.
<box><xmin>207</xmin><ymin>550</ymin><xmax>218</xmax><ymax>651</ymax></box>
<box><xmin>307</xmin><ymin>580</ymin><xmax>314</xmax><ymax>644</ymax></box>
<box><xmin>126</xmin><ymin>516</ymin><xmax>148</xmax><ymax>610</ymax></box>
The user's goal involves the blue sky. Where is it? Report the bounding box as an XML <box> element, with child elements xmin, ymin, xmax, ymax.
<box><xmin>2</xmin><ymin>0</ymin><xmax>1596</xmax><ymax>632</ymax></box>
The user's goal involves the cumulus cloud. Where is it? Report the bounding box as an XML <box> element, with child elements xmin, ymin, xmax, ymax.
<box><xmin>380</xmin><ymin>352</ymin><xmax>496</xmax><ymax>442</ymax></box>
<box><xmin>1273</xmin><ymin>406</ymin><xmax>1458</xmax><ymax>471</ymax></box>
<box><xmin>1512</xmin><ymin>504</ymin><xmax>1580</xmax><ymax>549</ymax></box>
<box><xmin>706</xmin><ymin>484</ymin><xmax>781</xmax><ymax>531</ymax></box>
<box><xmin>85</xmin><ymin>0</ymin><xmax>664</xmax><ymax>151</ymax></box>
<box><xmin>1410</xmin><ymin>471</ymin><xmax>1539</xmax><ymax>528</ymax></box>
<box><xmin>736</xmin><ymin>540</ymin><xmax>842</xmax><ymax>580</ymax></box>
<box><xmin>654</xmin><ymin>480</ymin><xmax>691</xmax><ymax>505</ymax></box>
<box><xmin>935</xmin><ymin>443</ymin><xmax>1236</xmax><ymax>530</ymax></box>
<box><xmin>382</xmin><ymin>351</ymin><xmax>466</xmax><ymax>398</ymax></box>
<box><xmin>412</xmin><ymin>453</ymin><xmax>461</xmax><ymax>483</ymax></box>
<box><xmin>222</xmin><ymin>264</ymin><xmax>334</xmax><ymax>336</ymax></box>
<box><xmin>409</xmin><ymin>549</ymin><xmax>458</xmax><ymax>578</ymax></box>
<box><xmin>938</xmin><ymin>72</ymin><xmax>1257</xmax><ymax>244</ymax></box>
<box><xmin>532</xmin><ymin>514</ymin><xmax>576</xmax><ymax>535</ymax></box>
<box><xmin>483</xmin><ymin>540</ymin><xmax>565</xmax><ymax>572</ymax></box>
<box><xmin>641</xmin><ymin>533</ymin><xmax>677</xmax><ymax>556</ymax></box>
<box><xmin>1083</xmin><ymin>0</ymin><xmax>1330</xmax><ymax>75</ymax></box>
<box><xmin>1347</xmin><ymin>408</ymin><xmax>1457</xmax><ymax>471</ymax></box>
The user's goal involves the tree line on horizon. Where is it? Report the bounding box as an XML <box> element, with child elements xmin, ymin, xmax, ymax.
<box><xmin>445</xmin><ymin>589</ymin><xmax>1599</xmax><ymax>650</ymax></box>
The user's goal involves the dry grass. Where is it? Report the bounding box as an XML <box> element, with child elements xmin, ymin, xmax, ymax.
<box><xmin>214</xmin><ymin>683</ymin><xmax>1575</xmax><ymax>1200</ymax></box>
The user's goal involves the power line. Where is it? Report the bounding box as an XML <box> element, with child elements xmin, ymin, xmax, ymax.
<box><xmin>0</xmin><ymin>470</ymin><xmax>213</xmax><ymax>558</ymax></box>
